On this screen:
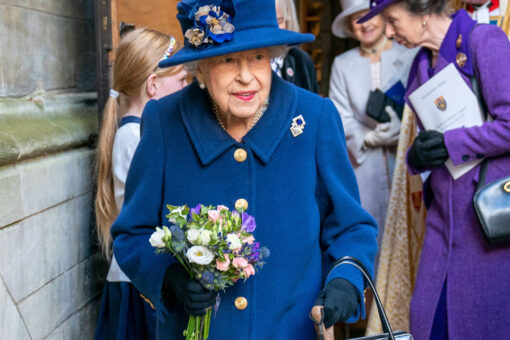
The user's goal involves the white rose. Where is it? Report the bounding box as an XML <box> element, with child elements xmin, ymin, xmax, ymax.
<box><xmin>149</xmin><ymin>228</ymin><xmax>166</xmax><ymax>248</ymax></box>
<box><xmin>226</xmin><ymin>233</ymin><xmax>242</xmax><ymax>250</ymax></box>
<box><xmin>186</xmin><ymin>246</ymin><xmax>214</xmax><ymax>265</ymax></box>
<box><xmin>199</xmin><ymin>230</ymin><xmax>212</xmax><ymax>245</ymax></box>
<box><xmin>187</xmin><ymin>229</ymin><xmax>201</xmax><ymax>244</ymax></box>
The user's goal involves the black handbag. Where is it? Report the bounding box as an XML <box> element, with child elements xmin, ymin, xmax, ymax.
<box><xmin>366</xmin><ymin>89</ymin><xmax>403</xmax><ymax>123</ymax></box>
<box><xmin>310</xmin><ymin>256</ymin><xmax>413</xmax><ymax>340</ymax></box>
<box><xmin>469</xmin><ymin>54</ymin><xmax>510</xmax><ymax>243</ymax></box>
<box><xmin>473</xmin><ymin>160</ymin><xmax>510</xmax><ymax>243</ymax></box>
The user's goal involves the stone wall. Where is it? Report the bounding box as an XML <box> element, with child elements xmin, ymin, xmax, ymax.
<box><xmin>0</xmin><ymin>0</ymin><xmax>101</xmax><ymax>339</ymax></box>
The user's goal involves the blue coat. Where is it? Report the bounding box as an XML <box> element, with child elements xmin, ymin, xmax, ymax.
<box><xmin>111</xmin><ymin>73</ymin><xmax>378</xmax><ymax>339</ymax></box>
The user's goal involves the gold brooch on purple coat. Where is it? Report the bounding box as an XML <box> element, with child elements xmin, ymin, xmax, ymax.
<box><xmin>456</xmin><ymin>52</ymin><xmax>467</xmax><ymax>68</ymax></box>
<box><xmin>290</xmin><ymin>115</ymin><xmax>306</xmax><ymax>137</ymax></box>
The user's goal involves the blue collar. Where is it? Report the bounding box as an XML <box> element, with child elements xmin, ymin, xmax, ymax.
<box><xmin>119</xmin><ymin>115</ymin><xmax>141</xmax><ymax>128</ymax></box>
<box><xmin>178</xmin><ymin>72</ymin><xmax>297</xmax><ymax>166</ymax></box>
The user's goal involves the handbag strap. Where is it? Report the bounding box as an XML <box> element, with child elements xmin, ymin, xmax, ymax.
<box><xmin>326</xmin><ymin>256</ymin><xmax>396</xmax><ymax>340</ymax></box>
<box><xmin>468</xmin><ymin>23</ymin><xmax>490</xmax><ymax>190</ymax></box>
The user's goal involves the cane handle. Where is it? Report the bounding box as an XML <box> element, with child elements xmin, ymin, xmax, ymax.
<box><xmin>310</xmin><ymin>305</ymin><xmax>334</xmax><ymax>340</ymax></box>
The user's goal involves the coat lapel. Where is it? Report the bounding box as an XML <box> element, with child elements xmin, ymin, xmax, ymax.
<box><xmin>243</xmin><ymin>73</ymin><xmax>297</xmax><ymax>164</ymax></box>
<box><xmin>179</xmin><ymin>82</ymin><xmax>236</xmax><ymax>166</ymax></box>
<box><xmin>179</xmin><ymin>72</ymin><xmax>297</xmax><ymax>166</ymax></box>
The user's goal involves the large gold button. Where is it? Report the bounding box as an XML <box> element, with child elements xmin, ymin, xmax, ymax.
<box><xmin>235</xmin><ymin>198</ymin><xmax>248</xmax><ymax>211</ymax></box>
<box><xmin>235</xmin><ymin>296</ymin><xmax>248</xmax><ymax>310</ymax></box>
<box><xmin>234</xmin><ymin>148</ymin><xmax>247</xmax><ymax>162</ymax></box>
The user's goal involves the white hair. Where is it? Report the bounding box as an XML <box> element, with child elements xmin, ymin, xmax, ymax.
<box><xmin>184</xmin><ymin>45</ymin><xmax>289</xmax><ymax>75</ymax></box>
<box><xmin>275</xmin><ymin>0</ymin><xmax>301</xmax><ymax>32</ymax></box>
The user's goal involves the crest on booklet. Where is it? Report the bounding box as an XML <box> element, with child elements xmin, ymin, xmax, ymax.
<box><xmin>434</xmin><ymin>96</ymin><xmax>447</xmax><ymax>111</ymax></box>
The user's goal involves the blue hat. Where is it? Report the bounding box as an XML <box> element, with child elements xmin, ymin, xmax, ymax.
<box><xmin>357</xmin><ymin>0</ymin><xmax>400</xmax><ymax>23</ymax></box>
<box><xmin>159</xmin><ymin>0</ymin><xmax>315</xmax><ymax>68</ymax></box>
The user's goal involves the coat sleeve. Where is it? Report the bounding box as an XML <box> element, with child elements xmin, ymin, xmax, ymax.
<box><xmin>328</xmin><ymin>57</ymin><xmax>371</xmax><ymax>166</ymax></box>
<box><xmin>444</xmin><ymin>25</ymin><xmax>510</xmax><ymax>165</ymax></box>
<box><xmin>316</xmin><ymin>98</ymin><xmax>379</xmax><ymax>323</ymax></box>
<box><xmin>111</xmin><ymin>100</ymin><xmax>175</xmax><ymax>318</ymax></box>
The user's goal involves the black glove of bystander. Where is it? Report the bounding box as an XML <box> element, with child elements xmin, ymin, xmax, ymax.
<box><xmin>162</xmin><ymin>263</ymin><xmax>218</xmax><ymax>316</ymax></box>
<box><xmin>408</xmin><ymin>130</ymin><xmax>449</xmax><ymax>171</ymax></box>
<box><xmin>314</xmin><ymin>278</ymin><xmax>360</xmax><ymax>328</ymax></box>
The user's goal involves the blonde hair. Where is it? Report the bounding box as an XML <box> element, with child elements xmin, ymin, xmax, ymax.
<box><xmin>95</xmin><ymin>28</ymin><xmax>182</xmax><ymax>258</ymax></box>
<box><xmin>276</xmin><ymin>0</ymin><xmax>301</xmax><ymax>33</ymax></box>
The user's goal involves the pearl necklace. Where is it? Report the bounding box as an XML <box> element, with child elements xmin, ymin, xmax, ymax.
<box><xmin>212</xmin><ymin>99</ymin><xmax>269</xmax><ymax>132</ymax></box>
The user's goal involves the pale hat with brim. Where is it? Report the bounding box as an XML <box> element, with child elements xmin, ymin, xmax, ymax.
<box><xmin>159</xmin><ymin>0</ymin><xmax>315</xmax><ymax>68</ymax></box>
<box><xmin>332</xmin><ymin>0</ymin><xmax>371</xmax><ymax>38</ymax></box>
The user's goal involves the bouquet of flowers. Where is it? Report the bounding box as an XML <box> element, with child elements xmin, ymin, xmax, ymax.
<box><xmin>149</xmin><ymin>203</ymin><xmax>269</xmax><ymax>340</ymax></box>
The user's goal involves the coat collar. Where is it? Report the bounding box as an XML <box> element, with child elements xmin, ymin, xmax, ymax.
<box><xmin>405</xmin><ymin>9</ymin><xmax>477</xmax><ymax>107</ymax></box>
<box><xmin>179</xmin><ymin>72</ymin><xmax>297</xmax><ymax>166</ymax></box>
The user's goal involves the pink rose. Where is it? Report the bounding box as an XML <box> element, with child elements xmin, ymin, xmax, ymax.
<box><xmin>217</xmin><ymin>205</ymin><xmax>229</xmax><ymax>211</ymax></box>
<box><xmin>216</xmin><ymin>254</ymin><xmax>230</xmax><ymax>271</ymax></box>
<box><xmin>208</xmin><ymin>210</ymin><xmax>221</xmax><ymax>222</ymax></box>
<box><xmin>243</xmin><ymin>264</ymin><xmax>255</xmax><ymax>278</ymax></box>
<box><xmin>232</xmin><ymin>257</ymin><xmax>248</xmax><ymax>269</ymax></box>
<box><xmin>242</xmin><ymin>235</ymin><xmax>254</xmax><ymax>244</ymax></box>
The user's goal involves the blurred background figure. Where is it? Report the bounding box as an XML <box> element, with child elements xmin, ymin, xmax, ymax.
<box><xmin>274</xmin><ymin>0</ymin><xmax>319</xmax><ymax>93</ymax></box>
<box><xmin>453</xmin><ymin>0</ymin><xmax>510</xmax><ymax>36</ymax></box>
<box><xmin>329</xmin><ymin>0</ymin><xmax>416</xmax><ymax>246</ymax></box>
<box><xmin>94</xmin><ymin>27</ymin><xmax>187</xmax><ymax>340</ymax></box>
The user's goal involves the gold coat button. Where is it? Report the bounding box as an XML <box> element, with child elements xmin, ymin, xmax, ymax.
<box><xmin>235</xmin><ymin>198</ymin><xmax>248</xmax><ymax>211</ymax></box>
<box><xmin>235</xmin><ymin>296</ymin><xmax>248</xmax><ymax>310</ymax></box>
<box><xmin>234</xmin><ymin>148</ymin><xmax>247</xmax><ymax>162</ymax></box>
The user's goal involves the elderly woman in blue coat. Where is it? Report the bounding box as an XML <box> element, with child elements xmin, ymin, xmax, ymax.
<box><xmin>111</xmin><ymin>0</ymin><xmax>378</xmax><ymax>338</ymax></box>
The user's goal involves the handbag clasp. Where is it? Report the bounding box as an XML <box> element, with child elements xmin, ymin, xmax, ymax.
<box><xmin>504</xmin><ymin>181</ymin><xmax>510</xmax><ymax>193</ymax></box>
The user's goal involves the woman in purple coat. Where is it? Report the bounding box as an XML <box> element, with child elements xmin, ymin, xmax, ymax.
<box><xmin>360</xmin><ymin>0</ymin><xmax>510</xmax><ymax>339</ymax></box>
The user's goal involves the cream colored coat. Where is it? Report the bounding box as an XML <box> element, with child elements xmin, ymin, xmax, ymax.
<box><xmin>329</xmin><ymin>43</ymin><xmax>417</xmax><ymax>234</ymax></box>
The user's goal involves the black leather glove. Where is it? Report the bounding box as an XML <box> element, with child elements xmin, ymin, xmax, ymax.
<box><xmin>162</xmin><ymin>264</ymin><xmax>218</xmax><ymax>316</ymax></box>
<box><xmin>314</xmin><ymin>278</ymin><xmax>360</xmax><ymax>328</ymax></box>
<box><xmin>408</xmin><ymin>130</ymin><xmax>448</xmax><ymax>171</ymax></box>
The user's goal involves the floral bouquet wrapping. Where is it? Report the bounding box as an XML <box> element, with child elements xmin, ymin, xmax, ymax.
<box><xmin>149</xmin><ymin>204</ymin><xmax>269</xmax><ymax>340</ymax></box>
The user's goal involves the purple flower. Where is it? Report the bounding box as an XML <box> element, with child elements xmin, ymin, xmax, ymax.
<box><xmin>190</xmin><ymin>204</ymin><xmax>202</xmax><ymax>217</ymax></box>
<box><xmin>241</xmin><ymin>212</ymin><xmax>256</xmax><ymax>232</ymax></box>
<box><xmin>249</xmin><ymin>251</ymin><xmax>260</xmax><ymax>262</ymax></box>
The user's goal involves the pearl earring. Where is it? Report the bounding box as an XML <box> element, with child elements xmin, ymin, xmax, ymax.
<box><xmin>422</xmin><ymin>21</ymin><xmax>427</xmax><ymax>27</ymax></box>
<box><xmin>199</xmin><ymin>82</ymin><xmax>206</xmax><ymax>89</ymax></box>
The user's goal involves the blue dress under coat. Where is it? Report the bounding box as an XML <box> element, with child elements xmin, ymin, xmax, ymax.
<box><xmin>111</xmin><ymin>73</ymin><xmax>378</xmax><ymax>339</ymax></box>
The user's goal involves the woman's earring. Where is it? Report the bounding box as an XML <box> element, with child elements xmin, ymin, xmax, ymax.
<box><xmin>422</xmin><ymin>21</ymin><xmax>427</xmax><ymax>27</ymax></box>
<box><xmin>199</xmin><ymin>82</ymin><xmax>206</xmax><ymax>89</ymax></box>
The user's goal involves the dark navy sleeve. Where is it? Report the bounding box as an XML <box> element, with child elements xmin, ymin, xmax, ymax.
<box><xmin>315</xmin><ymin>98</ymin><xmax>378</xmax><ymax>323</ymax></box>
<box><xmin>111</xmin><ymin>99</ymin><xmax>175</xmax><ymax>318</ymax></box>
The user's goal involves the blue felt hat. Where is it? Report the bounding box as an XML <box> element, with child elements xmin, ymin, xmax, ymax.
<box><xmin>357</xmin><ymin>0</ymin><xmax>400</xmax><ymax>23</ymax></box>
<box><xmin>159</xmin><ymin>0</ymin><xmax>315</xmax><ymax>68</ymax></box>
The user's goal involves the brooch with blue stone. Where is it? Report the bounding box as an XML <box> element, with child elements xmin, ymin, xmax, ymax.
<box><xmin>290</xmin><ymin>115</ymin><xmax>306</xmax><ymax>137</ymax></box>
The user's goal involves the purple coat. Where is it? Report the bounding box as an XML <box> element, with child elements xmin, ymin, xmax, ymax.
<box><xmin>404</xmin><ymin>10</ymin><xmax>510</xmax><ymax>340</ymax></box>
